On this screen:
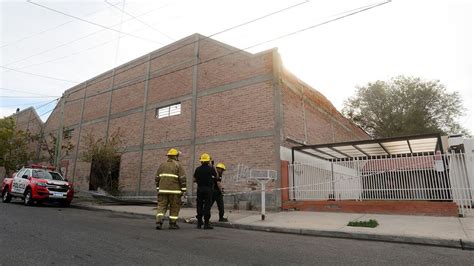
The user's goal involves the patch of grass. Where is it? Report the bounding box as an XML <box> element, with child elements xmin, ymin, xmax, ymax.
<box><xmin>347</xmin><ymin>219</ymin><xmax>379</xmax><ymax>228</ymax></box>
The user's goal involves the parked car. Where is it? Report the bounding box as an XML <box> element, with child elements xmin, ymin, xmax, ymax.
<box><xmin>1</xmin><ymin>164</ymin><xmax>73</xmax><ymax>207</ymax></box>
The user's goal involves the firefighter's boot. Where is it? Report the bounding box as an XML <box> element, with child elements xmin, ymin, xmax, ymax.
<box><xmin>155</xmin><ymin>222</ymin><xmax>163</xmax><ymax>230</ymax></box>
<box><xmin>169</xmin><ymin>222</ymin><xmax>180</xmax><ymax>229</ymax></box>
<box><xmin>197</xmin><ymin>219</ymin><xmax>203</xmax><ymax>229</ymax></box>
<box><xmin>203</xmin><ymin>221</ymin><xmax>213</xmax><ymax>230</ymax></box>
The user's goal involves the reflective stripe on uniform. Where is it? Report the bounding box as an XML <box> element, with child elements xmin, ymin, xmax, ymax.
<box><xmin>156</xmin><ymin>213</ymin><xmax>164</xmax><ymax>218</ymax></box>
<box><xmin>158</xmin><ymin>189</ymin><xmax>182</xmax><ymax>194</ymax></box>
<box><xmin>169</xmin><ymin>216</ymin><xmax>179</xmax><ymax>220</ymax></box>
<box><xmin>159</xmin><ymin>173</ymin><xmax>179</xmax><ymax>178</ymax></box>
<box><xmin>181</xmin><ymin>188</ymin><xmax>187</xmax><ymax>191</ymax></box>
<box><xmin>156</xmin><ymin>187</ymin><xmax>159</xmax><ymax>191</ymax></box>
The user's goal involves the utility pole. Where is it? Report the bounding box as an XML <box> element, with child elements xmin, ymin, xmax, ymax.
<box><xmin>54</xmin><ymin>97</ymin><xmax>65</xmax><ymax>170</ymax></box>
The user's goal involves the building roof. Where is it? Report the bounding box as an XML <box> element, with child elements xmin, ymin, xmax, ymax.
<box><xmin>291</xmin><ymin>133</ymin><xmax>444</xmax><ymax>161</ymax></box>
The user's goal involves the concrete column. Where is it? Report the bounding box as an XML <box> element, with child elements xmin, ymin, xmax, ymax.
<box><xmin>104</xmin><ymin>69</ymin><xmax>117</xmax><ymax>144</ymax></box>
<box><xmin>136</xmin><ymin>54</ymin><xmax>152</xmax><ymax>196</ymax></box>
<box><xmin>54</xmin><ymin>97</ymin><xmax>65</xmax><ymax>170</ymax></box>
<box><xmin>71</xmin><ymin>81</ymin><xmax>88</xmax><ymax>184</ymax></box>
<box><xmin>272</xmin><ymin>49</ymin><xmax>284</xmax><ymax>209</ymax></box>
<box><xmin>189</xmin><ymin>34</ymin><xmax>201</xmax><ymax>197</ymax></box>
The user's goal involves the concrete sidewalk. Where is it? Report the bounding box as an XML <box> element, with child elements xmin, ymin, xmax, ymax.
<box><xmin>73</xmin><ymin>201</ymin><xmax>474</xmax><ymax>250</ymax></box>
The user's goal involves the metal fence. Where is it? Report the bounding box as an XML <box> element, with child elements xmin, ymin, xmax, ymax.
<box><xmin>289</xmin><ymin>152</ymin><xmax>474</xmax><ymax>216</ymax></box>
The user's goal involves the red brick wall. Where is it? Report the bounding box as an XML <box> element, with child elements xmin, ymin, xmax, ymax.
<box><xmin>280</xmin><ymin>69</ymin><xmax>368</xmax><ymax>146</ymax></box>
<box><xmin>197</xmin><ymin>38</ymin><xmax>273</xmax><ymax>91</ymax></box>
<box><xmin>117</xmin><ymin>151</ymin><xmax>141</xmax><ymax>192</ymax></box>
<box><xmin>111</xmin><ymin>82</ymin><xmax>145</xmax><ymax>114</ymax></box>
<box><xmin>108</xmin><ymin>112</ymin><xmax>142</xmax><ymax>147</ymax></box>
<box><xmin>38</xmin><ymin>34</ymin><xmax>378</xmax><ymax>206</ymax></box>
<box><xmin>282</xmin><ymin>200</ymin><xmax>459</xmax><ymax>217</ymax></box>
<box><xmin>149</xmin><ymin>36</ymin><xmax>195</xmax><ymax>72</ymax></box>
<box><xmin>12</xmin><ymin>108</ymin><xmax>43</xmax><ymax>159</ymax></box>
<box><xmin>114</xmin><ymin>58</ymin><xmax>147</xmax><ymax>86</ymax></box>
<box><xmin>147</xmin><ymin>68</ymin><xmax>193</xmax><ymax>104</ymax></box>
<box><xmin>196</xmin><ymin>81</ymin><xmax>275</xmax><ymax>138</ymax></box>
<box><xmin>144</xmin><ymin>100</ymin><xmax>192</xmax><ymax>145</ymax></box>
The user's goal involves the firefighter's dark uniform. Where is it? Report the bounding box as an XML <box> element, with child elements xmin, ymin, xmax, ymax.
<box><xmin>194</xmin><ymin>161</ymin><xmax>216</xmax><ymax>229</ymax></box>
<box><xmin>211</xmin><ymin>170</ymin><xmax>225</xmax><ymax>221</ymax></box>
<box><xmin>155</xmin><ymin>158</ymin><xmax>186</xmax><ymax>228</ymax></box>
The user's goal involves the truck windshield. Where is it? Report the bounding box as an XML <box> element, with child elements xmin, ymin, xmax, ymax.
<box><xmin>32</xmin><ymin>169</ymin><xmax>54</xmax><ymax>180</ymax></box>
<box><xmin>49</xmin><ymin>172</ymin><xmax>65</xmax><ymax>181</ymax></box>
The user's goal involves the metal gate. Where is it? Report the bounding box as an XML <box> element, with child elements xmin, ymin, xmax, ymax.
<box><xmin>289</xmin><ymin>152</ymin><xmax>474</xmax><ymax>216</ymax></box>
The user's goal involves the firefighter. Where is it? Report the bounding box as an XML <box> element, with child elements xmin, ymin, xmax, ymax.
<box><xmin>155</xmin><ymin>148</ymin><xmax>186</xmax><ymax>230</ymax></box>
<box><xmin>212</xmin><ymin>162</ymin><xmax>228</xmax><ymax>222</ymax></box>
<box><xmin>193</xmin><ymin>153</ymin><xmax>216</xmax><ymax>229</ymax></box>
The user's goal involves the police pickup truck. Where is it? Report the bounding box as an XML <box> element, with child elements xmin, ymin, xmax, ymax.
<box><xmin>1</xmin><ymin>165</ymin><xmax>74</xmax><ymax>207</ymax></box>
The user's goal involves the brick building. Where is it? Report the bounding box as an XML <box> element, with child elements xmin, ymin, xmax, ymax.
<box><xmin>27</xmin><ymin>34</ymin><xmax>368</xmax><ymax>208</ymax></box>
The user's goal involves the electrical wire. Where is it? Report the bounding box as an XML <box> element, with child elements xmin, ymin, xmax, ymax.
<box><xmin>64</xmin><ymin>0</ymin><xmax>391</xmax><ymax>104</ymax></box>
<box><xmin>27</xmin><ymin>0</ymin><xmax>163</xmax><ymax>45</ymax></box>
<box><xmin>1</xmin><ymin>95</ymin><xmax>60</xmax><ymax>98</ymax></box>
<box><xmin>0</xmin><ymin>1</ymin><xmax>123</xmax><ymax>49</ymax></box>
<box><xmin>0</xmin><ymin>87</ymin><xmax>62</xmax><ymax>97</ymax></box>
<box><xmin>1</xmin><ymin>3</ymin><xmax>170</xmax><ymax>69</ymax></box>
<box><xmin>64</xmin><ymin>0</ymin><xmax>311</xmax><ymax>96</ymax></box>
<box><xmin>0</xmin><ymin>99</ymin><xmax>53</xmax><ymax>108</ymax></box>
<box><xmin>0</xmin><ymin>65</ymin><xmax>80</xmax><ymax>83</ymax></box>
<box><xmin>1</xmin><ymin>0</ymin><xmax>309</xmax><ymax>91</ymax></box>
<box><xmin>104</xmin><ymin>0</ymin><xmax>175</xmax><ymax>41</ymax></box>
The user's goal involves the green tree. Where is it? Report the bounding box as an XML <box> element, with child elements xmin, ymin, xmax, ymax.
<box><xmin>40</xmin><ymin>130</ymin><xmax>75</xmax><ymax>164</ymax></box>
<box><xmin>81</xmin><ymin>129</ymin><xmax>123</xmax><ymax>195</ymax></box>
<box><xmin>0</xmin><ymin>117</ymin><xmax>37</xmax><ymax>176</ymax></box>
<box><xmin>342</xmin><ymin>76</ymin><xmax>470</xmax><ymax>138</ymax></box>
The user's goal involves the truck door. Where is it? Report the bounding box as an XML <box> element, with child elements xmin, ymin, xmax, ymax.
<box><xmin>12</xmin><ymin>169</ymin><xmax>25</xmax><ymax>194</ymax></box>
<box><xmin>18</xmin><ymin>169</ymin><xmax>31</xmax><ymax>194</ymax></box>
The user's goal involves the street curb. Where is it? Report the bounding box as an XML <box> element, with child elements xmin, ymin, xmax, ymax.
<box><xmin>213</xmin><ymin>222</ymin><xmax>473</xmax><ymax>250</ymax></box>
<box><xmin>72</xmin><ymin>204</ymin><xmax>474</xmax><ymax>250</ymax></box>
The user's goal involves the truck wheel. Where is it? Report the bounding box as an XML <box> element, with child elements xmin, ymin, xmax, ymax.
<box><xmin>24</xmin><ymin>189</ymin><xmax>33</xmax><ymax>206</ymax></box>
<box><xmin>2</xmin><ymin>188</ymin><xmax>12</xmax><ymax>203</ymax></box>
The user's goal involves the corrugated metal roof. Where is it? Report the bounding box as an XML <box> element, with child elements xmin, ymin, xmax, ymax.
<box><xmin>292</xmin><ymin>133</ymin><xmax>443</xmax><ymax>161</ymax></box>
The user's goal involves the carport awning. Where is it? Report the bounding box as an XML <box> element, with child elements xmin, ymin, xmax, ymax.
<box><xmin>292</xmin><ymin>133</ymin><xmax>443</xmax><ymax>161</ymax></box>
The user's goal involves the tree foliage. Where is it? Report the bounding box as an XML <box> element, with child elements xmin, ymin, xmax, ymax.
<box><xmin>81</xmin><ymin>129</ymin><xmax>123</xmax><ymax>194</ymax></box>
<box><xmin>40</xmin><ymin>130</ymin><xmax>75</xmax><ymax>164</ymax></box>
<box><xmin>0</xmin><ymin>117</ymin><xmax>37</xmax><ymax>176</ymax></box>
<box><xmin>342</xmin><ymin>76</ymin><xmax>470</xmax><ymax>138</ymax></box>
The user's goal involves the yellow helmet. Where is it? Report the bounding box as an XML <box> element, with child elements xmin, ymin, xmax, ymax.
<box><xmin>199</xmin><ymin>153</ymin><xmax>211</xmax><ymax>162</ymax></box>
<box><xmin>167</xmin><ymin>148</ymin><xmax>179</xmax><ymax>156</ymax></box>
<box><xmin>216</xmin><ymin>163</ymin><xmax>226</xmax><ymax>170</ymax></box>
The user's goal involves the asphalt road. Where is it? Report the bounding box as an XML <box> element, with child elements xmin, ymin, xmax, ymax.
<box><xmin>0</xmin><ymin>201</ymin><xmax>473</xmax><ymax>265</ymax></box>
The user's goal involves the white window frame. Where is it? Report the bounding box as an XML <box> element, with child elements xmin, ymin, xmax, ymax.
<box><xmin>156</xmin><ymin>103</ymin><xmax>181</xmax><ymax>119</ymax></box>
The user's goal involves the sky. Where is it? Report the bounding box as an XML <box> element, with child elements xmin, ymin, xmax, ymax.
<box><xmin>0</xmin><ymin>0</ymin><xmax>473</xmax><ymax>135</ymax></box>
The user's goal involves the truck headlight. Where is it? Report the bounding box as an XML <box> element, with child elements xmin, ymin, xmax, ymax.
<box><xmin>35</xmin><ymin>182</ymin><xmax>48</xmax><ymax>187</ymax></box>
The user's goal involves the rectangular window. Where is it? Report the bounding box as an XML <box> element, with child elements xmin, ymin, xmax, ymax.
<box><xmin>156</xmin><ymin>103</ymin><xmax>181</xmax><ymax>119</ymax></box>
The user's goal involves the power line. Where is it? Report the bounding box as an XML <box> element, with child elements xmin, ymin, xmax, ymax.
<box><xmin>1</xmin><ymin>95</ymin><xmax>59</xmax><ymax>98</ymax></box>
<box><xmin>105</xmin><ymin>0</ymin><xmax>175</xmax><ymax>41</ymax></box>
<box><xmin>0</xmin><ymin>99</ymin><xmax>53</xmax><ymax>108</ymax></box>
<box><xmin>0</xmin><ymin>65</ymin><xmax>79</xmax><ymax>83</ymax></box>
<box><xmin>248</xmin><ymin>1</ymin><xmax>392</xmax><ymax>48</ymax></box>
<box><xmin>1</xmin><ymin>0</ymin><xmax>309</xmax><ymax>93</ymax></box>
<box><xmin>112</xmin><ymin>0</ymin><xmax>126</xmax><ymax>68</ymax></box>
<box><xmin>27</xmin><ymin>0</ymin><xmax>163</xmax><ymax>45</ymax></box>
<box><xmin>65</xmin><ymin>0</ymin><xmax>391</xmax><ymax>104</ymax></box>
<box><xmin>0</xmin><ymin>1</ymin><xmax>123</xmax><ymax>49</ymax></box>
<box><xmin>66</xmin><ymin>0</ymin><xmax>311</xmax><ymax>97</ymax></box>
<box><xmin>0</xmin><ymin>87</ymin><xmax>62</xmax><ymax>97</ymax></box>
<box><xmin>11</xmin><ymin>1</ymin><xmax>391</xmax><ymax>137</ymax></box>
<box><xmin>1</xmin><ymin>3</ymin><xmax>170</xmax><ymax>69</ymax></box>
